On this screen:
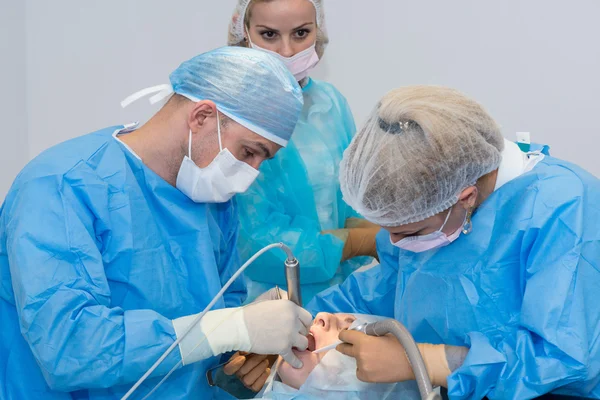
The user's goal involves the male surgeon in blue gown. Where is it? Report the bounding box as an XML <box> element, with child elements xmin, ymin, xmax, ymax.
<box><xmin>0</xmin><ymin>47</ymin><xmax>313</xmax><ymax>399</ymax></box>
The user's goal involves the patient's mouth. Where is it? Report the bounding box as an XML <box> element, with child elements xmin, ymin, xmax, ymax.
<box><xmin>307</xmin><ymin>332</ymin><xmax>316</xmax><ymax>352</ymax></box>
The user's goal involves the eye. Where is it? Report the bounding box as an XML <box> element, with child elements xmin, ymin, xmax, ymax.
<box><xmin>260</xmin><ymin>30</ymin><xmax>278</xmax><ymax>40</ymax></box>
<box><xmin>243</xmin><ymin>148</ymin><xmax>255</xmax><ymax>158</ymax></box>
<box><xmin>294</xmin><ymin>29</ymin><xmax>310</xmax><ymax>39</ymax></box>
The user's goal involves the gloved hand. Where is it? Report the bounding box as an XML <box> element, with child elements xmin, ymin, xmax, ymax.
<box><xmin>172</xmin><ymin>300</ymin><xmax>312</xmax><ymax>369</ymax></box>
<box><xmin>323</xmin><ymin>225</ymin><xmax>380</xmax><ymax>262</ymax></box>
<box><xmin>224</xmin><ymin>352</ymin><xmax>278</xmax><ymax>392</ymax></box>
<box><xmin>222</xmin><ymin>288</ymin><xmax>296</xmax><ymax>392</ymax></box>
<box><xmin>337</xmin><ymin>331</ymin><xmax>414</xmax><ymax>383</ymax></box>
<box><xmin>337</xmin><ymin>330</ymin><xmax>461</xmax><ymax>388</ymax></box>
<box><xmin>243</xmin><ymin>300</ymin><xmax>312</xmax><ymax>368</ymax></box>
<box><xmin>322</xmin><ymin>228</ymin><xmax>350</xmax><ymax>243</ymax></box>
<box><xmin>341</xmin><ymin>227</ymin><xmax>379</xmax><ymax>262</ymax></box>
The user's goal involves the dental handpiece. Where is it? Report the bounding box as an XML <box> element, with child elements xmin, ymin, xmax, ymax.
<box><xmin>284</xmin><ymin>255</ymin><xmax>302</xmax><ymax>307</ymax></box>
<box><xmin>311</xmin><ymin>322</ymin><xmax>368</xmax><ymax>354</ymax></box>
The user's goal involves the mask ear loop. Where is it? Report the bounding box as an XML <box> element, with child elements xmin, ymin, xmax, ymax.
<box><xmin>438</xmin><ymin>207</ymin><xmax>453</xmax><ymax>232</ymax></box>
<box><xmin>187</xmin><ymin>130</ymin><xmax>193</xmax><ymax>159</ymax></box>
<box><xmin>216</xmin><ymin>109</ymin><xmax>223</xmax><ymax>152</ymax></box>
<box><xmin>244</xmin><ymin>24</ymin><xmax>253</xmax><ymax>47</ymax></box>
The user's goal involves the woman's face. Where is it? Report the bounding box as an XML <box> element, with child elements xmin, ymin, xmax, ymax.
<box><xmin>278</xmin><ymin>313</ymin><xmax>356</xmax><ymax>389</ymax></box>
<box><xmin>246</xmin><ymin>0</ymin><xmax>317</xmax><ymax>57</ymax></box>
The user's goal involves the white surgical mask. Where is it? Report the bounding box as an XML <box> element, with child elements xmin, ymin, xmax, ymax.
<box><xmin>248</xmin><ymin>34</ymin><xmax>319</xmax><ymax>81</ymax></box>
<box><xmin>391</xmin><ymin>208</ymin><xmax>465</xmax><ymax>253</ymax></box>
<box><xmin>176</xmin><ymin>111</ymin><xmax>259</xmax><ymax>203</ymax></box>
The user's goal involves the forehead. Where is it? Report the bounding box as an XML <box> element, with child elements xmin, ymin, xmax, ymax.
<box><xmin>249</xmin><ymin>0</ymin><xmax>316</xmax><ymax>26</ymax></box>
<box><xmin>228</xmin><ymin>121</ymin><xmax>281</xmax><ymax>149</ymax></box>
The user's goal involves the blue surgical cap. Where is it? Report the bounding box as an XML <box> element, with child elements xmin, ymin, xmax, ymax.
<box><xmin>171</xmin><ymin>46</ymin><xmax>303</xmax><ymax>147</ymax></box>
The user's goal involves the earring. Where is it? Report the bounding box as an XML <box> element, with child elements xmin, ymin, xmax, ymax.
<box><xmin>462</xmin><ymin>209</ymin><xmax>473</xmax><ymax>235</ymax></box>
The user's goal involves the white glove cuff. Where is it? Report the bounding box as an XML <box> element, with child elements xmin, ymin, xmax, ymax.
<box><xmin>172</xmin><ymin>307</ymin><xmax>251</xmax><ymax>365</ymax></box>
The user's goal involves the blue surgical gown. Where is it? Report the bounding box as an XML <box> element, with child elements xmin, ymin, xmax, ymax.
<box><xmin>237</xmin><ymin>78</ymin><xmax>370</xmax><ymax>303</ymax></box>
<box><xmin>0</xmin><ymin>126</ymin><xmax>244</xmax><ymax>399</ymax></box>
<box><xmin>307</xmin><ymin>155</ymin><xmax>600</xmax><ymax>399</ymax></box>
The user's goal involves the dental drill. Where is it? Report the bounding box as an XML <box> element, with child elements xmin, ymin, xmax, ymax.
<box><xmin>284</xmin><ymin>250</ymin><xmax>302</xmax><ymax>307</ymax></box>
<box><xmin>122</xmin><ymin>243</ymin><xmax>301</xmax><ymax>400</ymax></box>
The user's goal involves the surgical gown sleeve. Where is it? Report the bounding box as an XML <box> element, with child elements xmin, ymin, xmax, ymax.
<box><xmin>215</xmin><ymin>202</ymin><xmax>246</xmax><ymax>308</ymax></box>
<box><xmin>338</xmin><ymin>95</ymin><xmax>362</xmax><ymax>221</ymax></box>
<box><xmin>237</xmin><ymin>173</ymin><xmax>344</xmax><ymax>284</ymax></box>
<box><xmin>5</xmin><ymin>178</ymin><xmax>181</xmax><ymax>391</ymax></box>
<box><xmin>448</xmin><ymin>172</ymin><xmax>600</xmax><ymax>399</ymax></box>
<box><xmin>237</xmin><ymin>82</ymin><xmax>360</xmax><ymax>285</ymax></box>
<box><xmin>306</xmin><ymin>229</ymin><xmax>398</xmax><ymax>317</ymax></box>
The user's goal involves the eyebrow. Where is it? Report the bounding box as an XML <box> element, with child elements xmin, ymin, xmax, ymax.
<box><xmin>293</xmin><ymin>22</ymin><xmax>314</xmax><ymax>30</ymax></box>
<box><xmin>252</xmin><ymin>142</ymin><xmax>273</xmax><ymax>159</ymax></box>
<box><xmin>255</xmin><ymin>22</ymin><xmax>314</xmax><ymax>32</ymax></box>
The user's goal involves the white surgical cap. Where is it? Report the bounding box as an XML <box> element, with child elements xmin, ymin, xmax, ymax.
<box><xmin>339</xmin><ymin>85</ymin><xmax>504</xmax><ymax>227</ymax></box>
<box><xmin>228</xmin><ymin>0</ymin><xmax>329</xmax><ymax>59</ymax></box>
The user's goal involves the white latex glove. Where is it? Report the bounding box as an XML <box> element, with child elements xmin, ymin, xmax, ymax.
<box><xmin>172</xmin><ymin>300</ymin><xmax>312</xmax><ymax>369</ymax></box>
<box><xmin>244</xmin><ymin>300</ymin><xmax>312</xmax><ymax>368</ymax></box>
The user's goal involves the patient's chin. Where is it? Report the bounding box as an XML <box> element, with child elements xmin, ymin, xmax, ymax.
<box><xmin>278</xmin><ymin>349</ymin><xmax>321</xmax><ymax>389</ymax></box>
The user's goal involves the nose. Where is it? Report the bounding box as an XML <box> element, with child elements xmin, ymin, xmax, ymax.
<box><xmin>313</xmin><ymin>312</ymin><xmax>332</xmax><ymax>331</ymax></box>
<box><xmin>390</xmin><ymin>233</ymin><xmax>405</xmax><ymax>244</ymax></box>
<box><xmin>249</xmin><ymin>159</ymin><xmax>262</xmax><ymax>170</ymax></box>
<box><xmin>279</xmin><ymin>38</ymin><xmax>295</xmax><ymax>58</ymax></box>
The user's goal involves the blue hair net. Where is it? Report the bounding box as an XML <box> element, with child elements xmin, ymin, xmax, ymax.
<box><xmin>122</xmin><ymin>47</ymin><xmax>303</xmax><ymax>147</ymax></box>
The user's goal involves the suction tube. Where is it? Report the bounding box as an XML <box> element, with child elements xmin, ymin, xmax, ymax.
<box><xmin>365</xmin><ymin>319</ymin><xmax>442</xmax><ymax>400</ymax></box>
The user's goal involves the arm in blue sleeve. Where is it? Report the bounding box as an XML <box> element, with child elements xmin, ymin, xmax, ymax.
<box><xmin>217</xmin><ymin>201</ymin><xmax>246</xmax><ymax>308</ymax></box>
<box><xmin>237</xmin><ymin>170</ymin><xmax>345</xmax><ymax>285</ymax></box>
<box><xmin>6</xmin><ymin>178</ymin><xmax>181</xmax><ymax>391</ymax></box>
<box><xmin>339</xmin><ymin>90</ymin><xmax>357</xmax><ymax>142</ymax></box>
<box><xmin>307</xmin><ymin>229</ymin><xmax>399</xmax><ymax>317</ymax></box>
<box><xmin>448</xmin><ymin>176</ymin><xmax>600</xmax><ymax>399</ymax></box>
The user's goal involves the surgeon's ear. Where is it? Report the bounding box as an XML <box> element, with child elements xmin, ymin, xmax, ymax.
<box><xmin>458</xmin><ymin>186</ymin><xmax>478</xmax><ymax>210</ymax></box>
<box><xmin>188</xmin><ymin>100</ymin><xmax>217</xmax><ymax>134</ymax></box>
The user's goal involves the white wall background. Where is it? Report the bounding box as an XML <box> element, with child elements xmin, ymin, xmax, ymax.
<box><xmin>0</xmin><ymin>1</ymin><xmax>27</xmax><ymax>200</ymax></box>
<box><xmin>2</xmin><ymin>0</ymin><xmax>599</xmax><ymax>200</ymax></box>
